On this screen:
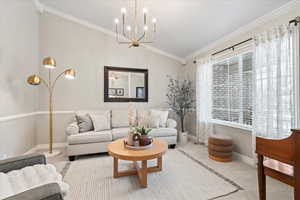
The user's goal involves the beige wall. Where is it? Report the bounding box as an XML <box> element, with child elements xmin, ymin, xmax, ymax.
<box><xmin>36</xmin><ymin>13</ymin><xmax>182</xmax><ymax>144</ymax></box>
<box><xmin>0</xmin><ymin>0</ymin><xmax>39</xmax><ymax>157</ymax></box>
<box><xmin>182</xmin><ymin>6</ymin><xmax>300</xmax><ymax>158</ymax></box>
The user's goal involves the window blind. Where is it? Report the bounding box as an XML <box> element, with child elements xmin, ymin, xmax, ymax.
<box><xmin>212</xmin><ymin>52</ymin><xmax>253</xmax><ymax>126</ymax></box>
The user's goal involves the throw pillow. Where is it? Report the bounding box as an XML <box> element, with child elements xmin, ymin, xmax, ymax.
<box><xmin>89</xmin><ymin>111</ymin><xmax>111</xmax><ymax>132</ymax></box>
<box><xmin>75</xmin><ymin>114</ymin><xmax>94</xmax><ymax>133</ymax></box>
<box><xmin>148</xmin><ymin>116</ymin><xmax>160</xmax><ymax>128</ymax></box>
<box><xmin>150</xmin><ymin>109</ymin><xmax>169</xmax><ymax>127</ymax></box>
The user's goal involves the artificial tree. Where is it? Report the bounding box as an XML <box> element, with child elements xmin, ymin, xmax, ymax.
<box><xmin>166</xmin><ymin>76</ymin><xmax>195</xmax><ymax>133</ymax></box>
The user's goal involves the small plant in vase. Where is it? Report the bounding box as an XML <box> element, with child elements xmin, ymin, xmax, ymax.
<box><xmin>134</xmin><ymin>127</ymin><xmax>152</xmax><ymax>146</ymax></box>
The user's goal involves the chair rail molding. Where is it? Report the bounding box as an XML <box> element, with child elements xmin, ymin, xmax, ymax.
<box><xmin>0</xmin><ymin>112</ymin><xmax>37</xmax><ymax>123</ymax></box>
<box><xmin>0</xmin><ymin>111</ymin><xmax>75</xmax><ymax>123</ymax></box>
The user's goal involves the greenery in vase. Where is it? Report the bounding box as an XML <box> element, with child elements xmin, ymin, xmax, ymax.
<box><xmin>134</xmin><ymin>126</ymin><xmax>152</xmax><ymax>136</ymax></box>
<box><xmin>166</xmin><ymin>76</ymin><xmax>195</xmax><ymax>133</ymax></box>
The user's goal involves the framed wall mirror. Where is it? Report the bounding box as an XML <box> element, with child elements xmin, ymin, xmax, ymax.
<box><xmin>104</xmin><ymin>66</ymin><xmax>148</xmax><ymax>102</ymax></box>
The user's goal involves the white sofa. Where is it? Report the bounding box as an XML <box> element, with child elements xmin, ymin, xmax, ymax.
<box><xmin>65</xmin><ymin>109</ymin><xmax>178</xmax><ymax>160</ymax></box>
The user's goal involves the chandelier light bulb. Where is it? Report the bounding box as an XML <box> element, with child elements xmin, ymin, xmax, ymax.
<box><xmin>121</xmin><ymin>8</ymin><xmax>126</xmax><ymax>14</ymax></box>
<box><xmin>144</xmin><ymin>25</ymin><xmax>148</xmax><ymax>31</ymax></box>
<box><xmin>143</xmin><ymin>8</ymin><xmax>148</xmax><ymax>13</ymax></box>
<box><xmin>126</xmin><ymin>25</ymin><xmax>131</xmax><ymax>31</ymax></box>
<box><xmin>114</xmin><ymin>18</ymin><xmax>119</xmax><ymax>24</ymax></box>
<box><xmin>152</xmin><ymin>18</ymin><xmax>157</xmax><ymax>23</ymax></box>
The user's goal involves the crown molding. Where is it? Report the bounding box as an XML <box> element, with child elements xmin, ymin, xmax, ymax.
<box><xmin>186</xmin><ymin>0</ymin><xmax>300</xmax><ymax>61</ymax></box>
<box><xmin>32</xmin><ymin>0</ymin><xmax>44</xmax><ymax>13</ymax></box>
<box><xmin>36</xmin><ymin>2</ymin><xmax>186</xmax><ymax>64</ymax></box>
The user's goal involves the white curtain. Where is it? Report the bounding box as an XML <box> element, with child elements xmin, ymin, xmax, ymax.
<box><xmin>253</xmin><ymin>24</ymin><xmax>299</xmax><ymax>141</ymax></box>
<box><xmin>196</xmin><ymin>59</ymin><xmax>213</xmax><ymax>145</ymax></box>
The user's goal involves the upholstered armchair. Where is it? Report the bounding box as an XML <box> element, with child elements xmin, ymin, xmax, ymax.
<box><xmin>0</xmin><ymin>153</ymin><xmax>64</xmax><ymax>200</ymax></box>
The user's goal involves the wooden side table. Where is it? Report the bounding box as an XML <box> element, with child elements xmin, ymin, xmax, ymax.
<box><xmin>108</xmin><ymin>138</ymin><xmax>168</xmax><ymax>188</ymax></box>
<box><xmin>208</xmin><ymin>134</ymin><xmax>233</xmax><ymax>162</ymax></box>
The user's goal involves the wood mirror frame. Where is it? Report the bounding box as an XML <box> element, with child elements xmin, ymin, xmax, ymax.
<box><xmin>104</xmin><ymin>66</ymin><xmax>148</xmax><ymax>102</ymax></box>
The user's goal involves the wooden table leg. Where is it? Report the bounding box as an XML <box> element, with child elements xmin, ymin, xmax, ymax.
<box><xmin>140</xmin><ymin>160</ymin><xmax>148</xmax><ymax>188</ymax></box>
<box><xmin>157</xmin><ymin>156</ymin><xmax>162</xmax><ymax>171</ymax></box>
<box><xmin>113</xmin><ymin>156</ymin><xmax>163</xmax><ymax>188</ymax></box>
<box><xmin>113</xmin><ymin>157</ymin><xmax>118</xmax><ymax>178</ymax></box>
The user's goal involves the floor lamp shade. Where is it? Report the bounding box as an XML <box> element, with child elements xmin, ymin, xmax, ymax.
<box><xmin>43</xmin><ymin>57</ymin><xmax>56</xmax><ymax>69</ymax></box>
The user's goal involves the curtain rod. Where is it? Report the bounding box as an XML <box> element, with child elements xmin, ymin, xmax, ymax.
<box><xmin>211</xmin><ymin>38</ymin><xmax>253</xmax><ymax>57</ymax></box>
<box><xmin>289</xmin><ymin>16</ymin><xmax>300</xmax><ymax>26</ymax></box>
<box><xmin>193</xmin><ymin>16</ymin><xmax>300</xmax><ymax>63</ymax></box>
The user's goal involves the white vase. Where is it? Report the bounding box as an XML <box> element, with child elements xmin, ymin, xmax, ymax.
<box><xmin>127</xmin><ymin>132</ymin><xmax>134</xmax><ymax>146</ymax></box>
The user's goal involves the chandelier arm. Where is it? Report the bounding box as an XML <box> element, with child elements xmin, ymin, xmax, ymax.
<box><xmin>118</xmin><ymin>41</ymin><xmax>132</xmax><ymax>44</ymax></box>
<box><xmin>115</xmin><ymin>24</ymin><xmax>119</xmax><ymax>42</ymax></box>
<box><xmin>137</xmin><ymin>32</ymin><xmax>146</xmax><ymax>42</ymax></box>
<box><xmin>140</xmin><ymin>41</ymin><xmax>154</xmax><ymax>44</ymax></box>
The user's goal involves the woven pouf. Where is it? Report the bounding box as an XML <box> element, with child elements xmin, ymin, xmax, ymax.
<box><xmin>208</xmin><ymin>134</ymin><xmax>233</xmax><ymax>162</ymax></box>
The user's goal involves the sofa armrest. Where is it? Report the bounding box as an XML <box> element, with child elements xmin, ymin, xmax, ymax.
<box><xmin>0</xmin><ymin>153</ymin><xmax>46</xmax><ymax>173</ymax></box>
<box><xmin>4</xmin><ymin>183</ymin><xmax>63</xmax><ymax>200</ymax></box>
<box><xmin>166</xmin><ymin>119</ymin><xmax>177</xmax><ymax>129</ymax></box>
<box><xmin>66</xmin><ymin>122</ymin><xmax>79</xmax><ymax>136</ymax></box>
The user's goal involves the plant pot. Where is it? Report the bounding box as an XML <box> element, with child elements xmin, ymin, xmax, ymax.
<box><xmin>139</xmin><ymin>135</ymin><xmax>152</xmax><ymax>146</ymax></box>
<box><xmin>179</xmin><ymin>131</ymin><xmax>188</xmax><ymax>145</ymax></box>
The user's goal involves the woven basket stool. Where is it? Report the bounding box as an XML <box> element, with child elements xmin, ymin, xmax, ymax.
<box><xmin>208</xmin><ymin>134</ymin><xmax>233</xmax><ymax>162</ymax></box>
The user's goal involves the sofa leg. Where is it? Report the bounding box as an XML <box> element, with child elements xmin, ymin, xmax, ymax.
<box><xmin>69</xmin><ymin>156</ymin><xmax>75</xmax><ymax>161</ymax></box>
<box><xmin>169</xmin><ymin>144</ymin><xmax>176</xmax><ymax>149</ymax></box>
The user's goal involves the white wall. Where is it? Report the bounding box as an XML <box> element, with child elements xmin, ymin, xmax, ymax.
<box><xmin>0</xmin><ymin>0</ymin><xmax>39</xmax><ymax>157</ymax></box>
<box><xmin>36</xmin><ymin>12</ymin><xmax>182</xmax><ymax>144</ymax></box>
<box><xmin>182</xmin><ymin>6</ymin><xmax>300</xmax><ymax>158</ymax></box>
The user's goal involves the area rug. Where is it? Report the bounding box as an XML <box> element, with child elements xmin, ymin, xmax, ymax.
<box><xmin>63</xmin><ymin>149</ymin><xmax>242</xmax><ymax>200</ymax></box>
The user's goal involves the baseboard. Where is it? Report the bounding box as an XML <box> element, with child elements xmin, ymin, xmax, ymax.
<box><xmin>187</xmin><ymin>134</ymin><xmax>197</xmax><ymax>143</ymax></box>
<box><xmin>35</xmin><ymin>143</ymin><xmax>67</xmax><ymax>150</ymax></box>
<box><xmin>233</xmin><ymin>152</ymin><xmax>255</xmax><ymax>166</ymax></box>
<box><xmin>23</xmin><ymin>146</ymin><xmax>38</xmax><ymax>155</ymax></box>
<box><xmin>23</xmin><ymin>143</ymin><xmax>67</xmax><ymax>154</ymax></box>
<box><xmin>187</xmin><ymin>134</ymin><xmax>255</xmax><ymax>166</ymax></box>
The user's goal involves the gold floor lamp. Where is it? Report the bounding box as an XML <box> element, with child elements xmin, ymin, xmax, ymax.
<box><xmin>27</xmin><ymin>57</ymin><xmax>75</xmax><ymax>156</ymax></box>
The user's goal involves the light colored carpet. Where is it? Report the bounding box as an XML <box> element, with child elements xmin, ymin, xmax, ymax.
<box><xmin>63</xmin><ymin>149</ymin><xmax>242</xmax><ymax>200</ymax></box>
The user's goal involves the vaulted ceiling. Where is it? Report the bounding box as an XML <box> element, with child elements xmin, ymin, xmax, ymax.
<box><xmin>39</xmin><ymin>0</ymin><xmax>293</xmax><ymax>60</ymax></box>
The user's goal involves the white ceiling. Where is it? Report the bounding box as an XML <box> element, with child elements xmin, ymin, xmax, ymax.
<box><xmin>39</xmin><ymin>0</ymin><xmax>293</xmax><ymax>59</ymax></box>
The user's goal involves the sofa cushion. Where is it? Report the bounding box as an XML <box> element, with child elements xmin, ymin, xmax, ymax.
<box><xmin>112</xmin><ymin>109</ymin><xmax>136</xmax><ymax>128</ymax></box>
<box><xmin>149</xmin><ymin>128</ymin><xmax>177</xmax><ymax>137</ymax></box>
<box><xmin>89</xmin><ymin>111</ymin><xmax>111</xmax><ymax>132</ymax></box>
<box><xmin>75</xmin><ymin>114</ymin><xmax>94</xmax><ymax>133</ymax></box>
<box><xmin>150</xmin><ymin>109</ymin><xmax>169</xmax><ymax>127</ymax></box>
<box><xmin>68</xmin><ymin>130</ymin><xmax>112</xmax><ymax>145</ymax></box>
<box><xmin>112</xmin><ymin>128</ymin><xmax>130</xmax><ymax>140</ymax></box>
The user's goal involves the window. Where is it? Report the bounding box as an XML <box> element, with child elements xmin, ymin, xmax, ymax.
<box><xmin>212</xmin><ymin>52</ymin><xmax>253</xmax><ymax>127</ymax></box>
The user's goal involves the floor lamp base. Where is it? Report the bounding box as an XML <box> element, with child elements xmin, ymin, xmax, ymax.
<box><xmin>43</xmin><ymin>150</ymin><xmax>61</xmax><ymax>158</ymax></box>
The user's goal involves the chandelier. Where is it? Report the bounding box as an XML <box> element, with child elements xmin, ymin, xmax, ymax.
<box><xmin>114</xmin><ymin>0</ymin><xmax>157</xmax><ymax>47</ymax></box>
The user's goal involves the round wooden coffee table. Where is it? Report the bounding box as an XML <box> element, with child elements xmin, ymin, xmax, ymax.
<box><xmin>108</xmin><ymin>138</ymin><xmax>168</xmax><ymax>188</ymax></box>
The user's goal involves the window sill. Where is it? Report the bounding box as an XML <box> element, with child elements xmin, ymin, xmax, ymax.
<box><xmin>210</xmin><ymin>119</ymin><xmax>252</xmax><ymax>132</ymax></box>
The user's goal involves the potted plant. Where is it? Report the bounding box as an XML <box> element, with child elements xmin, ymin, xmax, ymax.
<box><xmin>134</xmin><ymin>127</ymin><xmax>152</xmax><ymax>146</ymax></box>
<box><xmin>166</xmin><ymin>76</ymin><xmax>195</xmax><ymax>143</ymax></box>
